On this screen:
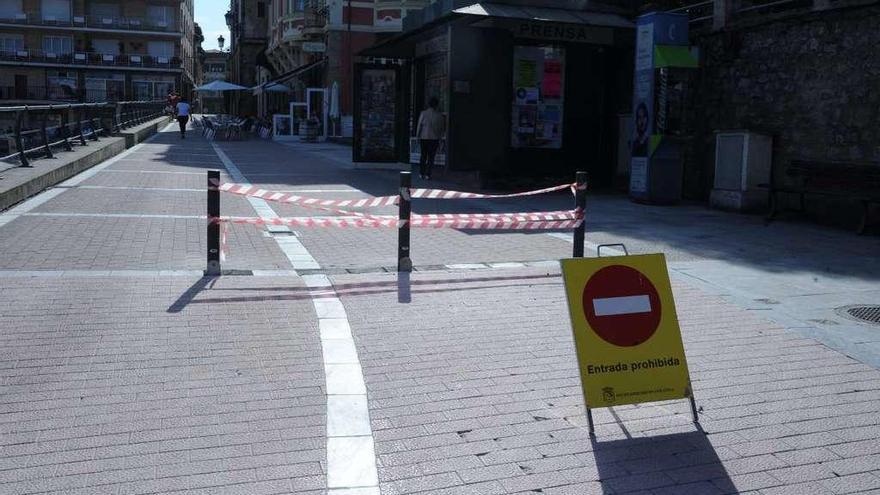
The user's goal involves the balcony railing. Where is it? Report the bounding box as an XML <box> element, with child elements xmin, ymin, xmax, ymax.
<box><xmin>0</xmin><ymin>12</ymin><xmax>178</xmax><ymax>33</ymax></box>
<box><xmin>0</xmin><ymin>49</ymin><xmax>182</xmax><ymax>70</ymax></box>
<box><xmin>305</xmin><ymin>0</ymin><xmax>327</xmax><ymax>29</ymax></box>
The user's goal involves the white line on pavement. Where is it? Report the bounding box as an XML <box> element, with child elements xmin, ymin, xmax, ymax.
<box><xmin>60</xmin><ymin>185</ymin><xmax>204</xmax><ymax>192</ymax></box>
<box><xmin>60</xmin><ymin>124</ymin><xmax>176</xmax><ymax>187</ymax></box>
<box><xmin>209</xmin><ymin>143</ymin><xmax>379</xmax><ymax>494</ymax></box>
<box><xmin>22</xmin><ymin>212</ymin><xmax>204</xmax><ymax>219</ymax></box>
<box><xmin>0</xmin><ymin>269</ymin><xmax>303</xmax><ymax>278</ymax></box>
<box><xmin>302</xmin><ymin>274</ymin><xmax>379</xmax><ymax>493</ymax></box>
<box><xmin>209</xmin><ymin>142</ymin><xmax>296</xmax><ymax>236</ymax></box>
<box><xmin>0</xmin><ymin>124</ymin><xmax>175</xmax><ymax>228</ymax></box>
<box><xmin>100</xmin><ymin>170</ymin><xmax>208</xmax><ymax>175</ymax></box>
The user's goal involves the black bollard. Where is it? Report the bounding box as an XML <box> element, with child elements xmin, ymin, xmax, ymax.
<box><xmin>573</xmin><ymin>171</ymin><xmax>587</xmax><ymax>258</ymax></box>
<box><xmin>206</xmin><ymin>170</ymin><xmax>221</xmax><ymax>276</ymax></box>
<box><xmin>398</xmin><ymin>171</ymin><xmax>412</xmax><ymax>272</ymax></box>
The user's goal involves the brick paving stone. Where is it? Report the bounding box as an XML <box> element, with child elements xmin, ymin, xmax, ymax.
<box><xmin>332</xmin><ymin>266</ymin><xmax>880</xmax><ymax>494</ymax></box>
<box><xmin>0</xmin><ymin>275</ymin><xmax>324</xmax><ymax>494</ymax></box>
<box><xmin>3</xmin><ymin>127</ymin><xmax>880</xmax><ymax>495</ymax></box>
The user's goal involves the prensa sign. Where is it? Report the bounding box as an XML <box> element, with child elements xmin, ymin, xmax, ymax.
<box><xmin>560</xmin><ymin>253</ymin><xmax>699</xmax><ymax>435</ymax></box>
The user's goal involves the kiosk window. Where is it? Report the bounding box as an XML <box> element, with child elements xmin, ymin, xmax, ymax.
<box><xmin>511</xmin><ymin>45</ymin><xmax>564</xmax><ymax>149</ymax></box>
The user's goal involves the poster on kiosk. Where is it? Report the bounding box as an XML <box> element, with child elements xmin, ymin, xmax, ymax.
<box><xmin>629</xmin><ymin>12</ymin><xmax>698</xmax><ymax>204</ymax></box>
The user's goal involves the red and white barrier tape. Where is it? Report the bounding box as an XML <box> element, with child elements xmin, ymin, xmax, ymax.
<box><xmin>415</xmin><ymin>209</ymin><xmax>580</xmax><ymax>222</ymax></box>
<box><xmin>220</xmin><ymin>221</ymin><xmax>229</xmax><ymax>262</ymax></box>
<box><xmin>211</xmin><ymin>216</ymin><xmax>582</xmax><ymax>230</ymax></box>
<box><xmin>409</xmin><ymin>182</ymin><xmax>574</xmax><ymax>200</ymax></box>
<box><xmin>219</xmin><ymin>183</ymin><xmax>398</xmax><ymax>208</ymax></box>
<box><xmin>218</xmin><ymin>181</ymin><xmax>577</xmax><ymax>208</ymax></box>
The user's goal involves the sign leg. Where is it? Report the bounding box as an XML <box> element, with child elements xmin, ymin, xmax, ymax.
<box><xmin>586</xmin><ymin>406</ymin><xmax>596</xmax><ymax>437</ymax></box>
<box><xmin>689</xmin><ymin>395</ymin><xmax>700</xmax><ymax>424</ymax></box>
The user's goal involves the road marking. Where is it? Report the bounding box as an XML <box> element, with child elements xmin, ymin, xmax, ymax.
<box><xmin>209</xmin><ymin>142</ymin><xmax>296</xmax><ymax>236</ymax></box>
<box><xmin>593</xmin><ymin>295</ymin><xmax>652</xmax><ymax>316</ymax></box>
<box><xmin>58</xmin><ymin>185</ymin><xmax>204</xmax><ymax>192</ymax></box>
<box><xmin>302</xmin><ymin>274</ymin><xmax>378</xmax><ymax>493</ymax></box>
<box><xmin>0</xmin><ymin>270</ymin><xmax>205</xmax><ymax>277</ymax></box>
<box><xmin>208</xmin><ymin>142</ymin><xmax>379</xmax><ymax>493</ymax></box>
<box><xmin>0</xmin><ymin>124</ymin><xmax>174</xmax><ymax>226</ymax></box>
<box><xmin>22</xmin><ymin>212</ymin><xmax>204</xmax><ymax>219</ymax></box>
<box><xmin>100</xmin><ymin>169</ymin><xmax>208</xmax><ymax>175</ymax></box>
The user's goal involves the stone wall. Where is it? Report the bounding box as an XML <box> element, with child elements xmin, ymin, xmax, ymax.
<box><xmin>684</xmin><ymin>5</ymin><xmax>880</xmax><ymax>212</ymax></box>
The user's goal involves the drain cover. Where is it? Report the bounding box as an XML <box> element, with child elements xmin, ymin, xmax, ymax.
<box><xmin>836</xmin><ymin>305</ymin><xmax>880</xmax><ymax>325</ymax></box>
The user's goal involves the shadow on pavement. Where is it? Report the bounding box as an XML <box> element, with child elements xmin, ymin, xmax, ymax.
<box><xmin>166</xmin><ymin>276</ymin><xmax>217</xmax><ymax>313</ymax></box>
<box><xmin>168</xmin><ymin>272</ymin><xmax>560</xmax><ymax>308</ymax></box>
<box><xmin>591</xmin><ymin>430</ymin><xmax>735</xmax><ymax>493</ymax></box>
<box><xmin>397</xmin><ymin>271</ymin><xmax>411</xmax><ymax>303</ymax></box>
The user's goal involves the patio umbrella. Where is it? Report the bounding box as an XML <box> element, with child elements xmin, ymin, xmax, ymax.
<box><xmin>194</xmin><ymin>80</ymin><xmax>249</xmax><ymax>91</ymax></box>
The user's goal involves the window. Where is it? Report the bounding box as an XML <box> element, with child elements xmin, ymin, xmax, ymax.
<box><xmin>147</xmin><ymin>41</ymin><xmax>173</xmax><ymax>58</ymax></box>
<box><xmin>0</xmin><ymin>34</ymin><xmax>23</xmax><ymax>53</ymax></box>
<box><xmin>146</xmin><ymin>5</ymin><xmax>174</xmax><ymax>27</ymax></box>
<box><xmin>41</xmin><ymin>0</ymin><xmax>70</xmax><ymax>21</ymax></box>
<box><xmin>0</xmin><ymin>0</ymin><xmax>23</xmax><ymax>18</ymax></box>
<box><xmin>47</xmin><ymin>72</ymin><xmax>77</xmax><ymax>99</ymax></box>
<box><xmin>133</xmin><ymin>81</ymin><xmax>152</xmax><ymax>100</ymax></box>
<box><xmin>89</xmin><ymin>3</ymin><xmax>120</xmax><ymax>18</ymax></box>
<box><xmin>42</xmin><ymin>36</ymin><xmax>72</xmax><ymax>54</ymax></box>
<box><xmin>257</xmin><ymin>1</ymin><xmax>265</xmax><ymax>18</ymax></box>
<box><xmin>92</xmin><ymin>39</ymin><xmax>119</xmax><ymax>55</ymax></box>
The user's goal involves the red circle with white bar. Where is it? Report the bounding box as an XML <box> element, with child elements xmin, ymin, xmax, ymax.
<box><xmin>581</xmin><ymin>265</ymin><xmax>661</xmax><ymax>347</ymax></box>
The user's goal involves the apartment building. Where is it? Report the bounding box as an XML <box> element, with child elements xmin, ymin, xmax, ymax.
<box><xmin>199</xmin><ymin>48</ymin><xmax>228</xmax><ymax>113</ymax></box>
<box><xmin>0</xmin><ymin>0</ymin><xmax>196</xmax><ymax>103</ymax></box>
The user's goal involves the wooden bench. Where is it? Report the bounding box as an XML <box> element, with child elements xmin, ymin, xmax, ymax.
<box><xmin>763</xmin><ymin>159</ymin><xmax>880</xmax><ymax>234</ymax></box>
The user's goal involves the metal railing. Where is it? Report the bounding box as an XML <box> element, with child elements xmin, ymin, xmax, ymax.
<box><xmin>0</xmin><ymin>100</ymin><xmax>165</xmax><ymax>168</ymax></box>
<box><xmin>668</xmin><ymin>0</ymin><xmax>714</xmax><ymax>24</ymax></box>
<box><xmin>0</xmin><ymin>49</ymin><xmax>182</xmax><ymax>69</ymax></box>
<box><xmin>0</xmin><ymin>12</ymin><xmax>178</xmax><ymax>32</ymax></box>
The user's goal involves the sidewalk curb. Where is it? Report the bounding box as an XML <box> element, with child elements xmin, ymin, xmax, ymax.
<box><xmin>0</xmin><ymin>117</ymin><xmax>167</xmax><ymax>212</ymax></box>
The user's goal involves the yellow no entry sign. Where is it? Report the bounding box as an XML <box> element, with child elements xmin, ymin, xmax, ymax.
<box><xmin>561</xmin><ymin>254</ymin><xmax>694</xmax><ymax>412</ymax></box>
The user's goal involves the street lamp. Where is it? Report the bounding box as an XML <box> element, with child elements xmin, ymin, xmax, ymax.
<box><xmin>217</xmin><ymin>35</ymin><xmax>225</xmax><ymax>51</ymax></box>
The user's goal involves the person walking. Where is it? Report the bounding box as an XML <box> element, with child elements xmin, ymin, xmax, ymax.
<box><xmin>416</xmin><ymin>97</ymin><xmax>445</xmax><ymax>180</ymax></box>
<box><xmin>176</xmin><ymin>97</ymin><xmax>190</xmax><ymax>139</ymax></box>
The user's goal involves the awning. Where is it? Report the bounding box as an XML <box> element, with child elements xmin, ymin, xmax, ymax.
<box><xmin>360</xmin><ymin>2</ymin><xmax>633</xmax><ymax>58</ymax></box>
<box><xmin>252</xmin><ymin>82</ymin><xmax>294</xmax><ymax>95</ymax></box>
<box><xmin>653</xmin><ymin>45</ymin><xmax>699</xmax><ymax>68</ymax></box>
<box><xmin>268</xmin><ymin>58</ymin><xmax>327</xmax><ymax>86</ymax></box>
<box><xmin>453</xmin><ymin>3</ymin><xmax>634</xmax><ymax>29</ymax></box>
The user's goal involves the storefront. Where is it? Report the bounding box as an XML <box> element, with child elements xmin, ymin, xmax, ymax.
<box><xmin>356</xmin><ymin>2</ymin><xmax>634</xmax><ymax>186</ymax></box>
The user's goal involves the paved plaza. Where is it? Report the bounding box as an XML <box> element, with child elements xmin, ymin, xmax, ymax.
<box><xmin>0</xmin><ymin>124</ymin><xmax>879</xmax><ymax>494</ymax></box>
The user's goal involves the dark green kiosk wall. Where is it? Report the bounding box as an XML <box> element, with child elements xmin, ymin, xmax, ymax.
<box><xmin>446</xmin><ymin>25</ymin><xmax>633</xmax><ymax>188</ymax></box>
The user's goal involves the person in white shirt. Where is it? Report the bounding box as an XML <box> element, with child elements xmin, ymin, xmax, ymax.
<box><xmin>416</xmin><ymin>97</ymin><xmax>446</xmax><ymax>180</ymax></box>
<box><xmin>176</xmin><ymin>98</ymin><xmax>191</xmax><ymax>139</ymax></box>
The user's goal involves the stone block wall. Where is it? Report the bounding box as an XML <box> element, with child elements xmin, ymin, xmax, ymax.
<box><xmin>684</xmin><ymin>5</ymin><xmax>880</xmax><ymax>212</ymax></box>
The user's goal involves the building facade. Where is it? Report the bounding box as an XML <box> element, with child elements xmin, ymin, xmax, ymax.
<box><xmin>353</xmin><ymin>0</ymin><xmax>636</xmax><ymax>188</ymax></box>
<box><xmin>0</xmin><ymin>0</ymin><xmax>197</xmax><ymax>104</ymax></box>
<box><xmin>225</xmin><ymin>0</ymin><xmax>268</xmax><ymax>116</ymax></box>
<box><xmin>200</xmin><ymin>48</ymin><xmax>229</xmax><ymax>114</ymax></box>
<box><xmin>255</xmin><ymin>0</ymin><xmax>428</xmax><ymax>134</ymax></box>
